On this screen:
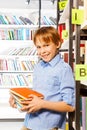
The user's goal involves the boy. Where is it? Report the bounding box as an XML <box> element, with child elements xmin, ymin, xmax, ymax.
<box><xmin>9</xmin><ymin>26</ymin><xmax>75</xmax><ymax>130</ymax></box>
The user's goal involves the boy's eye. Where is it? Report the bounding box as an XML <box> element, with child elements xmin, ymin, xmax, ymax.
<box><xmin>45</xmin><ymin>44</ymin><xmax>49</xmax><ymax>47</ymax></box>
<box><xmin>36</xmin><ymin>46</ymin><xmax>40</xmax><ymax>49</ymax></box>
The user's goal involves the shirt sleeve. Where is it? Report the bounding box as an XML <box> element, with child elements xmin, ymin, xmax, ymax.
<box><xmin>60</xmin><ymin>64</ymin><xmax>75</xmax><ymax>107</ymax></box>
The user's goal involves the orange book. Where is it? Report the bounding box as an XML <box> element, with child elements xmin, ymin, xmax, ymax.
<box><xmin>10</xmin><ymin>87</ymin><xmax>44</xmax><ymax>100</ymax></box>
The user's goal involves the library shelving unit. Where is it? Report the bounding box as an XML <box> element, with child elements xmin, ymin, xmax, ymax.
<box><xmin>57</xmin><ymin>1</ymin><xmax>75</xmax><ymax>130</ymax></box>
<box><xmin>58</xmin><ymin>0</ymin><xmax>87</xmax><ymax>130</ymax></box>
<box><xmin>0</xmin><ymin>1</ymin><xmax>40</xmax><ymax>120</ymax></box>
<box><xmin>74</xmin><ymin>0</ymin><xmax>87</xmax><ymax>130</ymax></box>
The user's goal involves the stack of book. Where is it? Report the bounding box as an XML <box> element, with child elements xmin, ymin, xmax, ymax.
<box><xmin>10</xmin><ymin>87</ymin><xmax>44</xmax><ymax>110</ymax></box>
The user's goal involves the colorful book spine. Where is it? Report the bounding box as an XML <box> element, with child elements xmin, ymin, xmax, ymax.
<box><xmin>82</xmin><ymin>97</ymin><xmax>86</xmax><ymax>130</ymax></box>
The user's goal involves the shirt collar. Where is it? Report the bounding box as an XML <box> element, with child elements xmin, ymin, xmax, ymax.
<box><xmin>40</xmin><ymin>53</ymin><xmax>61</xmax><ymax>67</ymax></box>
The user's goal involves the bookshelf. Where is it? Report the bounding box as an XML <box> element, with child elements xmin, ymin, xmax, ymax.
<box><xmin>74</xmin><ymin>0</ymin><xmax>87</xmax><ymax>130</ymax></box>
<box><xmin>0</xmin><ymin>9</ymin><xmax>39</xmax><ymax>87</ymax></box>
<box><xmin>57</xmin><ymin>1</ymin><xmax>75</xmax><ymax>130</ymax></box>
<box><xmin>0</xmin><ymin>0</ymin><xmax>58</xmax><ymax>120</ymax></box>
<box><xmin>58</xmin><ymin>0</ymin><xmax>87</xmax><ymax>130</ymax></box>
<box><xmin>0</xmin><ymin>1</ymin><xmax>40</xmax><ymax>120</ymax></box>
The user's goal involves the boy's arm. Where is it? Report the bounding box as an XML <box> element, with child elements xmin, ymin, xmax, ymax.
<box><xmin>41</xmin><ymin>100</ymin><xmax>75</xmax><ymax>112</ymax></box>
<box><xmin>20</xmin><ymin>95</ymin><xmax>75</xmax><ymax>113</ymax></box>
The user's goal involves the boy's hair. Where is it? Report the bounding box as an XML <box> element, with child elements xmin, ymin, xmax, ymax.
<box><xmin>33</xmin><ymin>26</ymin><xmax>62</xmax><ymax>48</ymax></box>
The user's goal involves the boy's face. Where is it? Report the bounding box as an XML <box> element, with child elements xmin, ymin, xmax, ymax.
<box><xmin>35</xmin><ymin>41</ymin><xmax>59</xmax><ymax>62</ymax></box>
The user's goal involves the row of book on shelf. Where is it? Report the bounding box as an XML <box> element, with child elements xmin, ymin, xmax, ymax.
<box><xmin>0</xmin><ymin>46</ymin><xmax>84</xmax><ymax>71</ymax></box>
<box><xmin>0</xmin><ymin>28</ymin><xmax>36</xmax><ymax>40</ymax></box>
<box><xmin>0</xmin><ymin>58</ymin><xmax>37</xmax><ymax>71</ymax></box>
<box><xmin>2</xmin><ymin>46</ymin><xmax>37</xmax><ymax>55</ymax></box>
<box><xmin>0</xmin><ymin>15</ymin><xmax>34</xmax><ymax>25</ymax></box>
<box><xmin>0</xmin><ymin>14</ymin><xmax>57</xmax><ymax>25</ymax></box>
<box><xmin>0</xmin><ymin>73</ymin><xmax>33</xmax><ymax>87</ymax></box>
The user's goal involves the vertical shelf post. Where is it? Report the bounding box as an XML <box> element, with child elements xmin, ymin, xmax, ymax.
<box><xmin>68</xmin><ymin>0</ymin><xmax>75</xmax><ymax>129</ymax></box>
<box><xmin>57</xmin><ymin>0</ymin><xmax>75</xmax><ymax>129</ymax></box>
<box><xmin>57</xmin><ymin>0</ymin><xmax>60</xmax><ymax>29</ymax></box>
<box><xmin>68</xmin><ymin>0</ymin><xmax>73</xmax><ymax>68</ymax></box>
<box><xmin>74</xmin><ymin>0</ymin><xmax>81</xmax><ymax>130</ymax></box>
<box><xmin>39</xmin><ymin>0</ymin><xmax>41</xmax><ymax>28</ymax></box>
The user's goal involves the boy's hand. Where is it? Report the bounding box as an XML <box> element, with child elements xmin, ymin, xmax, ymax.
<box><xmin>20</xmin><ymin>94</ymin><xmax>44</xmax><ymax>113</ymax></box>
<box><xmin>9</xmin><ymin>95</ymin><xmax>17</xmax><ymax>108</ymax></box>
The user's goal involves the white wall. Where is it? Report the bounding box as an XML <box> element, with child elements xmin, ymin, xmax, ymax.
<box><xmin>0</xmin><ymin>0</ymin><xmax>57</xmax><ymax>9</ymax></box>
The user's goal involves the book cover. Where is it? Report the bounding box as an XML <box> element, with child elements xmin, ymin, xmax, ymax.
<box><xmin>10</xmin><ymin>87</ymin><xmax>44</xmax><ymax>100</ymax></box>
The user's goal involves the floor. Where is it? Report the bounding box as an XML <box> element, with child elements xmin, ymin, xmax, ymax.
<box><xmin>0</xmin><ymin>121</ymin><xmax>23</xmax><ymax>130</ymax></box>
<box><xmin>0</xmin><ymin>120</ymin><xmax>83</xmax><ymax>130</ymax></box>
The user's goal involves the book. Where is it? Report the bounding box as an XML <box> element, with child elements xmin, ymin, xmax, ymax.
<box><xmin>24</xmin><ymin>17</ymin><xmax>34</xmax><ymax>25</ymax></box>
<box><xmin>86</xmin><ymin>97</ymin><xmax>87</xmax><ymax>130</ymax></box>
<box><xmin>82</xmin><ymin>97</ymin><xmax>86</xmax><ymax>130</ymax></box>
<box><xmin>0</xmin><ymin>15</ymin><xmax>7</xmax><ymax>24</ymax></box>
<box><xmin>10</xmin><ymin>87</ymin><xmax>44</xmax><ymax>100</ymax></box>
<box><xmin>10</xmin><ymin>87</ymin><xmax>44</xmax><ymax>110</ymax></box>
<box><xmin>49</xmin><ymin>16</ymin><xmax>57</xmax><ymax>25</ymax></box>
<box><xmin>19</xmin><ymin>16</ymin><xmax>27</xmax><ymax>25</ymax></box>
<box><xmin>10</xmin><ymin>92</ymin><xmax>24</xmax><ymax>110</ymax></box>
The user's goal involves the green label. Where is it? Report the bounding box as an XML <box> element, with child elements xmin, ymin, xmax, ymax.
<box><xmin>62</xmin><ymin>30</ymin><xmax>68</xmax><ymax>39</ymax></box>
<box><xmin>72</xmin><ymin>9</ymin><xmax>84</xmax><ymax>25</ymax></box>
<box><xmin>75</xmin><ymin>64</ymin><xmax>87</xmax><ymax>80</ymax></box>
<box><xmin>58</xmin><ymin>1</ymin><xmax>68</xmax><ymax>11</ymax></box>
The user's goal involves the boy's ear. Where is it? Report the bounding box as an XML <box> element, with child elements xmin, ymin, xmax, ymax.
<box><xmin>57</xmin><ymin>42</ymin><xmax>61</xmax><ymax>49</ymax></box>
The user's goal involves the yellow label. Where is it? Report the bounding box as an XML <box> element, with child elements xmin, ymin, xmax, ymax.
<box><xmin>58</xmin><ymin>1</ymin><xmax>68</xmax><ymax>10</ymax></box>
<box><xmin>72</xmin><ymin>9</ymin><xmax>84</xmax><ymax>25</ymax></box>
<box><xmin>62</xmin><ymin>30</ymin><xmax>68</xmax><ymax>39</ymax></box>
<box><xmin>75</xmin><ymin>64</ymin><xmax>87</xmax><ymax>80</ymax></box>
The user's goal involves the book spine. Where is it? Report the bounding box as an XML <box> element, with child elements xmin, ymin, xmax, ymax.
<box><xmin>0</xmin><ymin>15</ymin><xmax>7</xmax><ymax>24</ymax></box>
<box><xmin>18</xmin><ymin>74</ymin><xmax>27</xmax><ymax>86</ymax></box>
<box><xmin>19</xmin><ymin>16</ymin><xmax>27</xmax><ymax>25</ymax></box>
<box><xmin>43</xmin><ymin>16</ymin><xmax>50</xmax><ymax>25</ymax></box>
<box><xmin>24</xmin><ymin>17</ymin><xmax>34</xmax><ymax>25</ymax></box>
<box><xmin>85</xmin><ymin>41</ymin><xmax>87</xmax><ymax>64</ymax></box>
<box><xmin>5</xmin><ymin>15</ymin><xmax>11</xmax><ymax>24</ymax></box>
<box><xmin>84</xmin><ymin>0</ymin><xmax>87</xmax><ymax>20</ymax></box>
<box><xmin>86</xmin><ymin>97</ymin><xmax>87</xmax><ymax>130</ymax></box>
<box><xmin>13</xmin><ymin>16</ymin><xmax>20</xmax><ymax>25</ymax></box>
<box><xmin>82</xmin><ymin>97</ymin><xmax>86</xmax><ymax>130</ymax></box>
<box><xmin>49</xmin><ymin>16</ymin><xmax>57</xmax><ymax>25</ymax></box>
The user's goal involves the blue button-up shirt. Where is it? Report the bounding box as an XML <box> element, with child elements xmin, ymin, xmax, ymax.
<box><xmin>24</xmin><ymin>53</ymin><xmax>75</xmax><ymax>130</ymax></box>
